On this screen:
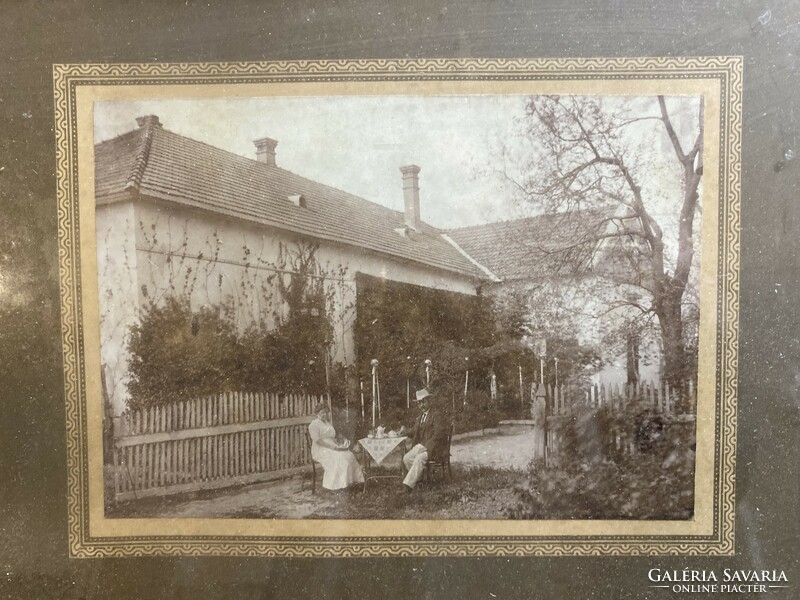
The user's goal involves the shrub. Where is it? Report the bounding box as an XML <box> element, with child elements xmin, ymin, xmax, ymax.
<box><xmin>509</xmin><ymin>406</ymin><xmax>695</xmax><ymax>520</ymax></box>
<box><xmin>127</xmin><ymin>297</ymin><xmax>240</xmax><ymax>409</ymax></box>
<box><xmin>353</xmin><ymin>273</ymin><xmax>496</xmax><ymax>396</ymax></box>
<box><xmin>237</xmin><ymin>315</ymin><xmax>331</xmax><ymax>395</ymax></box>
<box><xmin>127</xmin><ymin>296</ymin><xmax>343</xmax><ymax>408</ymax></box>
<box><xmin>453</xmin><ymin>390</ymin><xmax>502</xmax><ymax>434</ymax></box>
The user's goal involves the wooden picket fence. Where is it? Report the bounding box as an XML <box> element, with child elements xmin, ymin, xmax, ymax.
<box><xmin>546</xmin><ymin>380</ymin><xmax>696</xmax><ymax>460</ymax></box>
<box><xmin>549</xmin><ymin>379</ymin><xmax>696</xmax><ymax>416</ymax></box>
<box><xmin>113</xmin><ymin>392</ymin><xmax>321</xmax><ymax>502</ymax></box>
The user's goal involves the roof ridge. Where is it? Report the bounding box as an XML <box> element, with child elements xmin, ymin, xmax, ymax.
<box><xmin>441</xmin><ymin>233</ymin><xmax>501</xmax><ymax>282</ymax></box>
<box><xmin>95</xmin><ymin>121</ymin><xmax>488</xmax><ymax>280</ymax></box>
<box><xmin>151</xmin><ymin>126</ymin><xmax>452</xmax><ymax>235</ymax></box>
<box><xmin>446</xmin><ymin>206</ymin><xmax>617</xmax><ymax>233</ymax></box>
<box><xmin>123</xmin><ymin>126</ymin><xmax>154</xmax><ymax>193</ymax></box>
<box><xmin>446</xmin><ymin>213</ymin><xmax>554</xmax><ymax>233</ymax></box>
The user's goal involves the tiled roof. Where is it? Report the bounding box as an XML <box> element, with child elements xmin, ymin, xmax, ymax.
<box><xmin>447</xmin><ymin>209</ymin><xmax>617</xmax><ymax>281</ymax></box>
<box><xmin>94</xmin><ymin>119</ymin><xmax>487</xmax><ymax>280</ymax></box>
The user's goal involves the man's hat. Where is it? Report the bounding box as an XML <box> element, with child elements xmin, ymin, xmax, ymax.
<box><xmin>415</xmin><ymin>389</ymin><xmax>431</xmax><ymax>402</ymax></box>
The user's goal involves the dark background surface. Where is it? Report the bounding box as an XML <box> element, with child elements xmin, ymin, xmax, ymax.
<box><xmin>1</xmin><ymin>1</ymin><xmax>798</xmax><ymax>597</ymax></box>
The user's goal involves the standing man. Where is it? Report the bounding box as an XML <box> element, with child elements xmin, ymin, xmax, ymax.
<box><xmin>401</xmin><ymin>388</ymin><xmax>449</xmax><ymax>492</ymax></box>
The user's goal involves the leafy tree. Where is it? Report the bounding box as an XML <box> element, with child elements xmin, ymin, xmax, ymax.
<box><xmin>504</xmin><ymin>95</ymin><xmax>703</xmax><ymax>388</ymax></box>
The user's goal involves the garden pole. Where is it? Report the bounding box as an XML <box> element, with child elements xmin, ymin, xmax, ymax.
<box><xmin>360</xmin><ymin>380</ymin><xmax>365</xmax><ymax>420</ymax></box>
<box><xmin>464</xmin><ymin>356</ymin><xmax>469</xmax><ymax>406</ymax></box>
<box><xmin>554</xmin><ymin>357</ymin><xmax>559</xmax><ymax>391</ymax></box>
<box><xmin>371</xmin><ymin>359</ymin><xmax>378</xmax><ymax>430</ymax></box>
<box><xmin>543</xmin><ymin>383</ymin><xmax>549</xmax><ymax>469</ymax></box>
<box><xmin>519</xmin><ymin>365</ymin><xmax>524</xmax><ymax>406</ymax></box>
<box><xmin>377</xmin><ymin>370</ymin><xmax>381</xmax><ymax>423</ymax></box>
<box><xmin>425</xmin><ymin>358</ymin><xmax>431</xmax><ymax>388</ymax></box>
<box><xmin>324</xmin><ymin>352</ymin><xmax>332</xmax><ymax>413</ymax></box>
<box><xmin>406</xmin><ymin>356</ymin><xmax>411</xmax><ymax>408</ymax></box>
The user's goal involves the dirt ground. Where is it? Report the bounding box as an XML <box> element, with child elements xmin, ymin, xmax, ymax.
<box><xmin>109</xmin><ymin>427</ymin><xmax>536</xmax><ymax>519</ymax></box>
<box><xmin>451</xmin><ymin>426</ymin><xmax>538</xmax><ymax>471</ymax></box>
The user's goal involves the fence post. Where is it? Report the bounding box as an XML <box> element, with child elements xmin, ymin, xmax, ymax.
<box><xmin>664</xmin><ymin>382</ymin><xmax>671</xmax><ymax>413</ymax></box>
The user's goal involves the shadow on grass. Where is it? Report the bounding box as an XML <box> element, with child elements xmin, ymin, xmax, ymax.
<box><xmin>105</xmin><ymin>465</ymin><xmax>528</xmax><ymax>520</ymax></box>
<box><xmin>307</xmin><ymin>465</ymin><xmax>526</xmax><ymax>520</ymax></box>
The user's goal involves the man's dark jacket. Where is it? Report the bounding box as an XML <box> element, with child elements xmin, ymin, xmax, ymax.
<box><xmin>410</xmin><ymin>403</ymin><xmax>449</xmax><ymax>461</ymax></box>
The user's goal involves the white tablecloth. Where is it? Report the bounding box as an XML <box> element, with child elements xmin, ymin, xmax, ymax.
<box><xmin>358</xmin><ymin>436</ymin><xmax>407</xmax><ymax>465</ymax></box>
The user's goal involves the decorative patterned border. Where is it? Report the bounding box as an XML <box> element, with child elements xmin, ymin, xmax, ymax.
<box><xmin>54</xmin><ymin>57</ymin><xmax>741</xmax><ymax>558</ymax></box>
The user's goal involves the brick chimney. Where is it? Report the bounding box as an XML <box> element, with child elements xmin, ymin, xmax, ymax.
<box><xmin>135</xmin><ymin>115</ymin><xmax>162</xmax><ymax>129</ymax></box>
<box><xmin>400</xmin><ymin>164</ymin><xmax>422</xmax><ymax>231</ymax></box>
<box><xmin>253</xmin><ymin>137</ymin><xmax>278</xmax><ymax>167</ymax></box>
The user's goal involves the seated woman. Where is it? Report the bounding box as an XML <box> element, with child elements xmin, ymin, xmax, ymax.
<box><xmin>308</xmin><ymin>402</ymin><xmax>364</xmax><ymax>491</ymax></box>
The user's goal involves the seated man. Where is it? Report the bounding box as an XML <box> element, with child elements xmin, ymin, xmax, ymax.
<box><xmin>400</xmin><ymin>388</ymin><xmax>449</xmax><ymax>493</ymax></box>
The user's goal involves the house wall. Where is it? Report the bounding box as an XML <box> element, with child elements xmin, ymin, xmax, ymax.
<box><xmin>95</xmin><ymin>200</ymin><xmax>139</xmax><ymax>412</ymax></box>
<box><xmin>98</xmin><ymin>198</ymin><xmax>478</xmax><ymax>414</ymax></box>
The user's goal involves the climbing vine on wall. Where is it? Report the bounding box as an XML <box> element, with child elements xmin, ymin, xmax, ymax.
<box><xmin>115</xmin><ymin>221</ymin><xmax>355</xmax><ymax>408</ymax></box>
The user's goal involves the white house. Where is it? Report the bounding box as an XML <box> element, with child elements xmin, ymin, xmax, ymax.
<box><xmin>95</xmin><ymin>115</ymin><xmax>487</xmax><ymax>414</ymax></box>
<box><xmin>96</xmin><ymin>115</ymin><xmax>665</xmax><ymax>414</ymax></box>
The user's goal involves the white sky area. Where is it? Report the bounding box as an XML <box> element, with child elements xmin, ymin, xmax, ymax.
<box><xmin>94</xmin><ymin>95</ymin><xmax>700</xmax><ymax>240</ymax></box>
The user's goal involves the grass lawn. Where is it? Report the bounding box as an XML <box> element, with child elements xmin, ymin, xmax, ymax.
<box><xmin>304</xmin><ymin>465</ymin><xmax>525</xmax><ymax>520</ymax></box>
<box><xmin>106</xmin><ymin>459</ymin><xmax>693</xmax><ymax>521</ymax></box>
<box><xmin>105</xmin><ymin>464</ymin><xmax>528</xmax><ymax>520</ymax></box>
<box><xmin>105</xmin><ymin>423</ymin><xmax>695</xmax><ymax>520</ymax></box>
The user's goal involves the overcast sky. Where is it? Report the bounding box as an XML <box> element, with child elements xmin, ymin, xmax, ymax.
<box><xmin>94</xmin><ymin>95</ymin><xmax>699</xmax><ymax>236</ymax></box>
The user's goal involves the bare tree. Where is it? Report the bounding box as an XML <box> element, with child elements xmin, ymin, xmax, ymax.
<box><xmin>509</xmin><ymin>95</ymin><xmax>703</xmax><ymax>387</ymax></box>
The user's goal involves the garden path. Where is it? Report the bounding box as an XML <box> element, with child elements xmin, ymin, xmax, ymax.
<box><xmin>451</xmin><ymin>427</ymin><xmax>538</xmax><ymax>471</ymax></box>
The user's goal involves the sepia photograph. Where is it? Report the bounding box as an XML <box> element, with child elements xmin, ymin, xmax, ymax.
<box><xmin>6</xmin><ymin>0</ymin><xmax>799</xmax><ymax>594</ymax></box>
<box><xmin>95</xmin><ymin>92</ymin><xmax>702</xmax><ymax>522</ymax></box>
<box><xmin>52</xmin><ymin>57</ymin><xmax>739</xmax><ymax>556</ymax></box>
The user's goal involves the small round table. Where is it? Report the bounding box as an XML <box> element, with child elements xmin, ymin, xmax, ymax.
<box><xmin>358</xmin><ymin>436</ymin><xmax>408</xmax><ymax>493</ymax></box>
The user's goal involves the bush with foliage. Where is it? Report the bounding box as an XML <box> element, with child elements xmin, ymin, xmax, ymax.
<box><xmin>452</xmin><ymin>390</ymin><xmax>502</xmax><ymax>434</ymax></box>
<box><xmin>126</xmin><ymin>241</ymin><xmax>352</xmax><ymax>408</ymax></box>
<box><xmin>353</xmin><ymin>273</ymin><xmax>495</xmax><ymax>392</ymax></box>
<box><xmin>509</xmin><ymin>403</ymin><xmax>695</xmax><ymax>520</ymax></box>
<box><xmin>236</xmin><ymin>313</ymin><xmax>331</xmax><ymax>394</ymax></box>
<box><xmin>128</xmin><ymin>298</ymin><xmax>341</xmax><ymax>408</ymax></box>
<box><xmin>127</xmin><ymin>297</ymin><xmax>240</xmax><ymax>409</ymax></box>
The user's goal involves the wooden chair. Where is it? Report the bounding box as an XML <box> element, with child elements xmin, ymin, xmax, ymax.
<box><xmin>423</xmin><ymin>425</ymin><xmax>454</xmax><ymax>483</ymax></box>
<box><xmin>306</xmin><ymin>430</ymin><xmax>323</xmax><ymax>494</ymax></box>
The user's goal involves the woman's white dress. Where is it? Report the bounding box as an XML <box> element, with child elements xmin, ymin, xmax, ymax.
<box><xmin>308</xmin><ymin>419</ymin><xmax>365</xmax><ymax>490</ymax></box>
